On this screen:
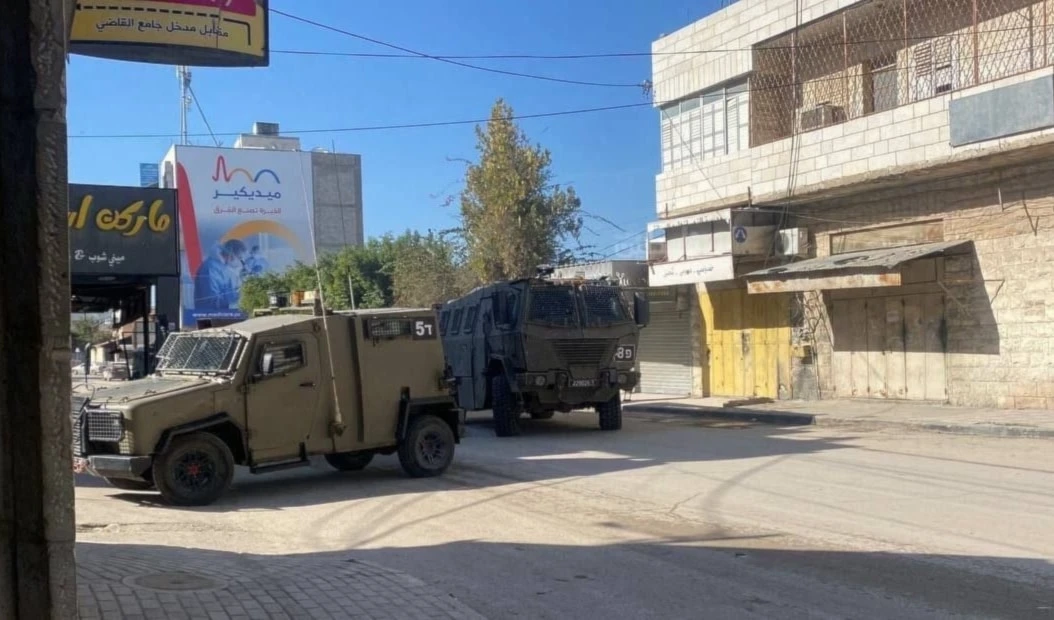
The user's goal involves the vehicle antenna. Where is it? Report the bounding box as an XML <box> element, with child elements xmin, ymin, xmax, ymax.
<box><xmin>298</xmin><ymin>153</ymin><xmax>346</xmax><ymax>436</ymax></box>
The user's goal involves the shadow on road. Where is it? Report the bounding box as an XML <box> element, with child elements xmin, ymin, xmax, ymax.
<box><xmin>83</xmin><ymin>411</ymin><xmax>860</xmax><ymax>512</ymax></box>
<box><xmin>74</xmin><ymin>538</ymin><xmax>1054</xmax><ymax>620</ymax></box>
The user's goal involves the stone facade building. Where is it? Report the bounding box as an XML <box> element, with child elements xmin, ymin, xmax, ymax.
<box><xmin>646</xmin><ymin>0</ymin><xmax>1054</xmax><ymax>409</ymax></box>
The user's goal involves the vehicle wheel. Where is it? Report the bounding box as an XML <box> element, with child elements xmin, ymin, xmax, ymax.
<box><xmin>105</xmin><ymin>477</ymin><xmax>154</xmax><ymax>491</ymax></box>
<box><xmin>491</xmin><ymin>374</ymin><xmax>522</xmax><ymax>437</ymax></box>
<box><xmin>597</xmin><ymin>393</ymin><xmax>623</xmax><ymax>431</ymax></box>
<box><xmin>153</xmin><ymin>432</ymin><xmax>235</xmax><ymax>507</ymax></box>
<box><xmin>530</xmin><ymin>410</ymin><xmax>555</xmax><ymax>420</ymax></box>
<box><xmin>398</xmin><ymin>415</ymin><xmax>456</xmax><ymax>478</ymax></box>
<box><xmin>324</xmin><ymin>451</ymin><xmax>374</xmax><ymax>471</ymax></box>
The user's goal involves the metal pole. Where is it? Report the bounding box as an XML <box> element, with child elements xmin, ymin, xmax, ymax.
<box><xmin>347</xmin><ymin>274</ymin><xmax>357</xmax><ymax>310</ymax></box>
<box><xmin>0</xmin><ymin>0</ymin><xmax>78</xmax><ymax>617</ymax></box>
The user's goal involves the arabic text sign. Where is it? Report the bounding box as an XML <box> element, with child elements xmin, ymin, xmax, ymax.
<box><xmin>648</xmin><ymin>254</ymin><xmax>735</xmax><ymax>287</ymax></box>
<box><xmin>69</xmin><ymin>184</ymin><xmax>179</xmax><ymax>277</ymax></box>
<box><xmin>70</xmin><ymin>0</ymin><xmax>268</xmax><ymax>67</ymax></box>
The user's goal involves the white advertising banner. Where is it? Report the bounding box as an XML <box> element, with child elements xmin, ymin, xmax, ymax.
<box><xmin>173</xmin><ymin>145</ymin><xmax>315</xmax><ymax>326</ymax></box>
<box><xmin>648</xmin><ymin>254</ymin><xmax>735</xmax><ymax>287</ymax></box>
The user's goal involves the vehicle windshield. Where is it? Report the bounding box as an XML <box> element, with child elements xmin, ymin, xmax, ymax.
<box><xmin>155</xmin><ymin>332</ymin><xmax>244</xmax><ymax>374</ymax></box>
<box><xmin>580</xmin><ymin>286</ymin><xmax>629</xmax><ymax>327</ymax></box>
<box><xmin>527</xmin><ymin>285</ymin><xmax>580</xmax><ymax>327</ymax></box>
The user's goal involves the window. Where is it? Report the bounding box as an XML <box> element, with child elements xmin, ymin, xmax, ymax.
<box><xmin>464</xmin><ymin>307</ymin><xmax>479</xmax><ymax>332</ymax></box>
<box><xmin>659</xmin><ymin>80</ymin><xmax>750</xmax><ymax>172</ymax></box>
<box><xmin>260</xmin><ymin>341</ymin><xmax>304</xmax><ymax>375</ymax></box>
<box><xmin>913</xmin><ymin>37</ymin><xmax>954</xmax><ymax>101</ymax></box>
<box><xmin>527</xmin><ymin>286</ymin><xmax>579</xmax><ymax>327</ymax></box>
<box><xmin>581</xmin><ymin>287</ymin><xmax>628</xmax><ymax>327</ymax></box>
<box><xmin>870</xmin><ymin>55</ymin><xmax>899</xmax><ymax>113</ymax></box>
<box><xmin>450</xmin><ymin>308</ymin><xmax>464</xmax><ymax>334</ymax></box>
<box><xmin>439</xmin><ymin>310</ymin><xmax>450</xmax><ymax>335</ymax></box>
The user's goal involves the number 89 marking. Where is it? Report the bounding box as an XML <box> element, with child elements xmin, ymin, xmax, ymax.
<box><xmin>615</xmin><ymin>345</ymin><xmax>635</xmax><ymax>361</ymax></box>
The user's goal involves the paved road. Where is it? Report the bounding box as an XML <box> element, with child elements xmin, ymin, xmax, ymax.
<box><xmin>75</xmin><ymin>411</ymin><xmax>1054</xmax><ymax>619</ymax></box>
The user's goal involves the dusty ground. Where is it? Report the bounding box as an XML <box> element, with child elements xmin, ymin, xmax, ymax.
<box><xmin>75</xmin><ymin>412</ymin><xmax>1054</xmax><ymax>619</ymax></box>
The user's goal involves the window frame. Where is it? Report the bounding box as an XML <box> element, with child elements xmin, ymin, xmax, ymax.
<box><xmin>256</xmin><ymin>340</ymin><xmax>306</xmax><ymax>379</ymax></box>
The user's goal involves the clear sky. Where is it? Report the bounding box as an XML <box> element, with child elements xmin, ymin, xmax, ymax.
<box><xmin>68</xmin><ymin>0</ymin><xmax>722</xmax><ymax>259</ymax></box>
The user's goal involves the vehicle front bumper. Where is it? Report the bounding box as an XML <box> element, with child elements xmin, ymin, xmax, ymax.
<box><xmin>74</xmin><ymin>455</ymin><xmax>152</xmax><ymax>480</ymax></box>
<box><xmin>516</xmin><ymin>369</ymin><xmax>639</xmax><ymax>405</ymax></box>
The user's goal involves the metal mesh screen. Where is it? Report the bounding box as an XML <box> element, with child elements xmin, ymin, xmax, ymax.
<box><xmin>156</xmin><ymin>333</ymin><xmax>242</xmax><ymax>372</ymax></box>
<box><xmin>581</xmin><ymin>287</ymin><xmax>628</xmax><ymax>327</ymax></box>
<box><xmin>528</xmin><ymin>286</ymin><xmax>579</xmax><ymax>326</ymax></box>
<box><xmin>751</xmin><ymin>0</ymin><xmax>1047</xmax><ymax>146</ymax></box>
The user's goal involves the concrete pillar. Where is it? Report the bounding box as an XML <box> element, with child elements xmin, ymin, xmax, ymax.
<box><xmin>0</xmin><ymin>0</ymin><xmax>79</xmax><ymax>618</ymax></box>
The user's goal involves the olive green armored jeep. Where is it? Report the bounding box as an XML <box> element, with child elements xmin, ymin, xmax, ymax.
<box><xmin>72</xmin><ymin>302</ymin><xmax>463</xmax><ymax>506</ymax></box>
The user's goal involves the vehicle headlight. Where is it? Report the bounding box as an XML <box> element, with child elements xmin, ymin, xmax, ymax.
<box><xmin>85</xmin><ymin>410</ymin><xmax>124</xmax><ymax>442</ymax></box>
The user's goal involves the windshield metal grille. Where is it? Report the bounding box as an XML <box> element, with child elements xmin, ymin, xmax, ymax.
<box><xmin>552</xmin><ymin>339</ymin><xmax>611</xmax><ymax>366</ymax></box>
<box><xmin>528</xmin><ymin>286</ymin><xmax>579</xmax><ymax>326</ymax></box>
<box><xmin>581</xmin><ymin>287</ymin><xmax>628</xmax><ymax>326</ymax></box>
<box><xmin>157</xmin><ymin>333</ymin><xmax>242</xmax><ymax>372</ymax></box>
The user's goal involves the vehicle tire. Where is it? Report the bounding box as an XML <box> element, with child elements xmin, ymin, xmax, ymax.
<box><xmin>597</xmin><ymin>393</ymin><xmax>623</xmax><ymax>431</ymax></box>
<box><xmin>105</xmin><ymin>477</ymin><xmax>154</xmax><ymax>491</ymax></box>
<box><xmin>530</xmin><ymin>410</ymin><xmax>555</xmax><ymax>420</ymax></box>
<box><xmin>398</xmin><ymin>415</ymin><xmax>456</xmax><ymax>478</ymax></box>
<box><xmin>153</xmin><ymin>432</ymin><xmax>235</xmax><ymax>507</ymax></box>
<box><xmin>491</xmin><ymin>374</ymin><xmax>522</xmax><ymax>437</ymax></box>
<box><xmin>324</xmin><ymin>451</ymin><xmax>374</xmax><ymax>471</ymax></box>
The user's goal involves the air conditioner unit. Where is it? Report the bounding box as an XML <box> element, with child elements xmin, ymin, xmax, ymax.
<box><xmin>800</xmin><ymin>103</ymin><xmax>845</xmax><ymax>132</ymax></box>
<box><xmin>775</xmin><ymin>228</ymin><xmax>809</xmax><ymax>257</ymax></box>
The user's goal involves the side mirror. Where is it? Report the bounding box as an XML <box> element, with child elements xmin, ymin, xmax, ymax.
<box><xmin>261</xmin><ymin>352</ymin><xmax>275</xmax><ymax>376</ymax></box>
<box><xmin>633</xmin><ymin>293</ymin><xmax>650</xmax><ymax>328</ymax></box>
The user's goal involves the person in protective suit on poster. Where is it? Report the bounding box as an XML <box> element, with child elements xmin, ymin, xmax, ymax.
<box><xmin>194</xmin><ymin>238</ymin><xmax>248</xmax><ymax>310</ymax></box>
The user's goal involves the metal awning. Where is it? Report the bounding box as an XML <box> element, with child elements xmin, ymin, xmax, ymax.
<box><xmin>744</xmin><ymin>240</ymin><xmax>970</xmax><ymax>294</ymax></box>
<box><xmin>647</xmin><ymin>208</ymin><xmax>731</xmax><ymax>233</ymax></box>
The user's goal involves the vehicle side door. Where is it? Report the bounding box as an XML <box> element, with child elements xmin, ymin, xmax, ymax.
<box><xmin>244</xmin><ymin>333</ymin><xmax>321</xmax><ymax>463</ymax></box>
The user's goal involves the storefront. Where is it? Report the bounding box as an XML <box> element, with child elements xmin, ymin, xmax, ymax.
<box><xmin>647</xmin><ymin>208</ymin><xmax>798</xmax><ymax>400</ymax></box>
<box><xmin>745</xmin><ymin>240</ymin><xmax>970</xmax><ymax>402</ymax></box>
<box><xmin>69</xmin><ymin>183</ymin><xmax>179</xmax><ymax>376</ymax></box>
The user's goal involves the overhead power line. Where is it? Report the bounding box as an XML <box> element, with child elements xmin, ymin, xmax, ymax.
<box><xmin>187</xmin><ymin>84</ymin><xmax>221</xmax><ymax>147</ymax></box>
<box><xmin>70</xmin><ymin>41</ymin><xmax>1036</xmax><ymax>141</ymax></box>
<box><xmin>269</xmin><ymin>8</ymin><xmax>646</xmax><ymax>89</ymax></box>
<box><xmin>269</xmin><ymin>22</ymin><xmax>1043</xmax><ymax>61</ymax></box>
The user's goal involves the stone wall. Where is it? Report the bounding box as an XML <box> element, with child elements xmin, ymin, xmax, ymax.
<box><xmin>790</xmin><ymin>160</ymin><xmax>1054</xmax><ymax>409</ymax></box>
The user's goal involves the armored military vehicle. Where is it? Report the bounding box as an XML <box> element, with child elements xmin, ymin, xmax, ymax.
<box><xmin>438</xmin><ymin>272</ymin><xmax>649</xmax><ymax>436</ymax></box>
<box><xmin>72</xmin><ymin>297</ymin><xmax>463</xmax><ymax>506</ymax></box>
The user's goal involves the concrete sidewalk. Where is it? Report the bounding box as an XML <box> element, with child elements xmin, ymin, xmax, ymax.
<box><xmin>76</xmin><ymin>542</ymin><xmax>486</xmax><ymax>620</ymax></box>
<box><xmin>623</xmin><ymin>393</ymin><xmax>1054</xmax><ymax>438</ymax></box>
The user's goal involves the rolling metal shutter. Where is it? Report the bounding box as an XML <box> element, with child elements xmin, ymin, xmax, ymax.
<box><xmin>637</xmin><ymin>303</ymin><xmax>693</xmax><ymax>395</ymax></box>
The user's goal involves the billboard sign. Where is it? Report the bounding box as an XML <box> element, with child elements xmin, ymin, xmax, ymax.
<box><xmin>174</xmin><ymin>145</ymin><xmax>315</xmax><ymax>326</ymax></box>
<box><xmin>68</xmin><ymin>184</ymin><xmax>179</xmax><ymax>277</ymax></box>
<box><xmin>70</xmin><ymin>0</ymin><xmax>269</xmax><ymax>67</ymax></box>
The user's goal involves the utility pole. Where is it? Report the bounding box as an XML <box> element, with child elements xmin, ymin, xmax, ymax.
<box><xmin>0</xmin><ymin>0</ymin><xmax>79</xmax><ymax>617</ymax></box>
<box><xmin>177</xmin><ymin>65</ymin><xmax>192</xmax><ymax>145</ymax></box>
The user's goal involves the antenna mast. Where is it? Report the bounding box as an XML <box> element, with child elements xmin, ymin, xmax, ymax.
<box><xmin>177</xmin><ymin>65</ymin><xmax>192</xmax><ymax>145</ymax></box>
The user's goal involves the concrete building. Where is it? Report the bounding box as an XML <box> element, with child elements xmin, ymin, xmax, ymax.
<box><xmin>648</xmin><ymin>0</ymin><xmax>1054</xmax><ymax>409</ymax></box>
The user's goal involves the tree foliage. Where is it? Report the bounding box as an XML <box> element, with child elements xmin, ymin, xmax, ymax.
<box><xmin>71</xmin><ymin>314</ymin><xmax>111</xmax><ymax>348</ymax></box>
<box><xmin>391</xmin><ymin>230</ymin><xmax>476</xmax><ymax>307</ymax></box>
<box><xmin>459</xmin><ymin>98</ymin><xmax>583</xmax><ymax>282</ymax></box>
<box><xmin>239</xmin><ymin>233</ymin><xmax>473</xmax><ymax>313</ymax></box>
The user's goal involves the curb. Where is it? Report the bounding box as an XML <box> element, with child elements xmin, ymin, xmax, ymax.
<box><xmin>624</xmin><ymin>403</ymin><xmax>1054</xmax><ymax>439</ymax></box>
<box><xmin>623</xmin><ymin>403</ymin><xmax>815</xmax><ymax>426</ymax></box>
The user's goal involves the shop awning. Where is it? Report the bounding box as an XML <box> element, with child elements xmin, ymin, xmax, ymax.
<box><xmin>646</xmin><ymin>208</ymin><xmax>731</xmax><ymax>233</ymax></box>
<box><xmin>744</xmin><ymin>240</ymin><xmax>970</xmax><ymax>294</ymax></box>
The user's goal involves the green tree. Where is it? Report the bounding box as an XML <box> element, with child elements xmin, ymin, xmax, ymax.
<box><xmin>391</xmin><ymin>230</ymin><xmax>475</xmax><ymax>307</ymax></box>
<box><xmin>71</xmin><ymin>314</ymin><xmax>111</xmax><ymax>349</ymax></box>
<box><xmin>238</xmin><ymin>237</ymin><xmax>402</xmax><ymax>314</ymax></box>
<box><xmin>459</xmin><ymin>98</ymin><xmax>583</xmax><ymax>282</ymax></box>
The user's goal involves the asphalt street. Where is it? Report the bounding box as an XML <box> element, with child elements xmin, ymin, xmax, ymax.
<box><xmin>75</xmin><ymin>411</ymin><xmax>1054</xmax><ymax>619</ymax></box>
